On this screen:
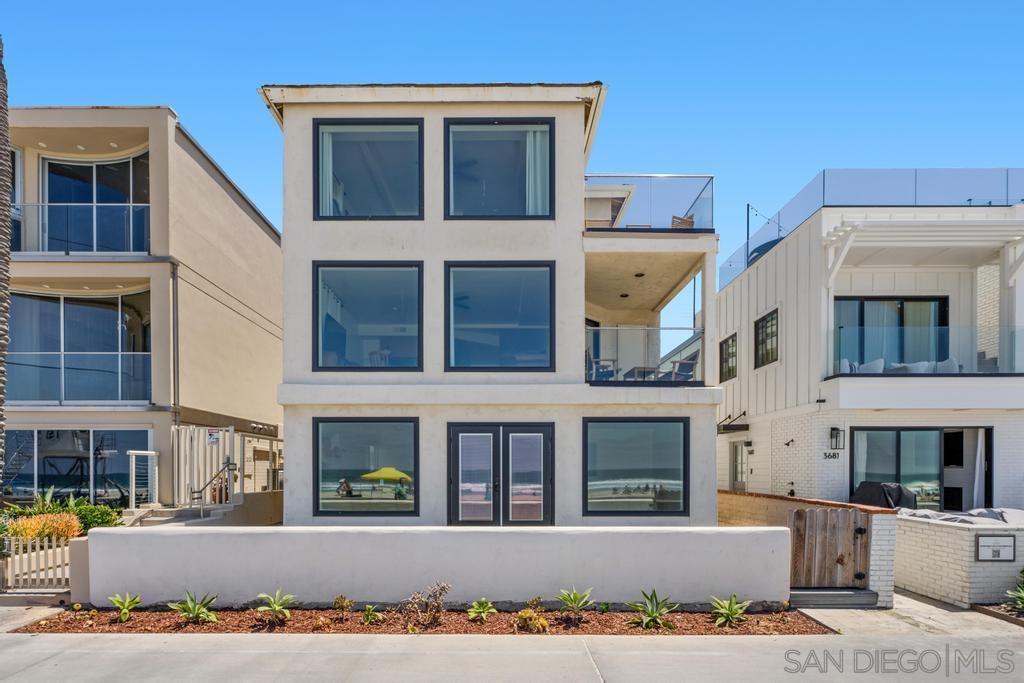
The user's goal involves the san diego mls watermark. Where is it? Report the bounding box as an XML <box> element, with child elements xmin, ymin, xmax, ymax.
<box><xmin>784</xmin><ymin>647</ymin><xmax>1015</xmax><ymax>675</ymax></box>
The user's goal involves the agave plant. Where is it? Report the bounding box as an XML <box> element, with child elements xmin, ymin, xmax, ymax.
<box><xmin>168</xmin><ymin>592</ymin><xmax>219</xmax><ymax>623</ymax></box>
<box><xmin>556</xmin><ymin>587</ymin><xmax>595</xmax><ymax>626</ymax></box>
<box><xmin>109</xmin><ymin>592</ymin><xmax>141</xmax><ymax>623</ymax></box>
<box><xmin>710</xmin><ymin>594</ymin><xmax>752</xmax><ymax>627</ymax></box>
<box><xmin>257</xmin><ymin>589</ymin><xmax>297</xmax><ymax>624</ymax></box>
<box><xmin>626</xmin><ymin>589</ymin><xmax>679</xmax><ymax>630</ymax></box>
<box><xmin>467</xmin><ymin>598</ymin><xmax>497</xmax><ymax>623</ymax></box>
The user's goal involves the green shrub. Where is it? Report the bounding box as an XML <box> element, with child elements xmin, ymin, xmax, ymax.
<box><xmin>109</xmin><ymin>592</ymin><xmax>141</xmax><ymax>623</ymax></box>
<box><xmin>626</xmin><ymin>589</ymin><xmax>679</xmax><ymax>630</ymax></box>
<box><xmin>467</xmin><ymin>598</ymin><xmax>497</xmax><ymax>623</ymax></box>
<box><xmin>2</xmin><ymin>488</ymin><xmax>121</xmax><ymax>535</ymax></box>
<box><xmin>710</xmin><ymin>594</ymin><xmax>752</xmax><ymax>627</ymax></box>
<box><xmin>256</xmin><ymin>590</ymin><xmax>296</xmax><ymax>624</ymax></box>
<box><xmin>526</xmin><ymin>596</ymin><xmax>544</xmax><ymax>612</ymax></box>
<box><xmin>1007</xmin><ymin>585</ymin><xmax>1024</xmax><ymax>612</ymax></box>
<box><xmin>333</xmin><ymin>595</ymin><xmax>355</xmax><ymax>616</ymax></box>
<box><xmin>168</xmin><ymin>592</ymin><xmax>218</xmax><ymax>623</ymax></box>
<box><xmin>556</xmin><ymin>587</ymin><xmax>595</xmax><ymax>627</ymax></box>
<box><xmin>361</xmin><ymin>604</ymin><xmax>384</xmax><ymax>625</ymax></box>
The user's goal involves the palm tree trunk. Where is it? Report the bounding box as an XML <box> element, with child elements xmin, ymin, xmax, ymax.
<box><xmin>0</xmin><ymin>38</ymin><xmax>11</xmax><ymax>477</ymax></box>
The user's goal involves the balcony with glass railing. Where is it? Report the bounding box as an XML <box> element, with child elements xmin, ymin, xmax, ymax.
<box><xmin>11</xmin><ymin>203</ymin><xmax>150</xmax><ymax>254</ymax></box>
<box><xmin>830</xmin><ymin>326</ymin><xmax>1023</xmax><ymax>376</ymax></box>
<box><xmin>585</xmin><ymin>326</ymin><xmax>704</xmax><ymax>384</ymax></box>
<box><xmin>584</xmin><ymin>174</ymin><xmax>713</xmax><ymax>232</ymax></box>
<box><xmin>7</xmin><ymin>352</ymin><xmax>152</xmax><ymax>403</ymax></box>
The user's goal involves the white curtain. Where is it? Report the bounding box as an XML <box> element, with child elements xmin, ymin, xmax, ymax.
<box><xmin>973</xmin><ymin>428</ymin><xmax>985</xmax><ymax>508</ymax></box>
<box><xmin>524</xmin><ymin>128</ymin><xmax>549</xmax><ymax>216</ymax></box>
<box><xmin>319</xmin><ymin>132</ymin><xmax>335</xmax><ymax>217</ymax></box>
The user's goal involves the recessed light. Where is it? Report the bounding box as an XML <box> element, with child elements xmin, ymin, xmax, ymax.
<box><xmin>82</xmin><ymin>286</ymin><xmax>91</xmax><ymax>290</ymax></box>
<box><xmin>109</xmin><ymin>142</ymin><xmax>119</xmax><ymax>148</ymax></box>
<box><xmin>634</xmin><ymin>272</ymin><xmax>645</xmax><ymax>278</ymax></box>
<box><xmin>41</xmin><ymin>284</ymin><xmax>51</xmax><ymax>289</ymax></box>
<box><xmin>115</xmin><ymin>284</ymin><xmax>125</xmax><ymax>289</ymax></box>
<box><xmin>619</xmin><ymin>293</ymin><xmax>629</xmax><ymax>298</ymax></box>
<box><xmin>76</xmin><ymin>145</ymin><xmax>85</xmax><ymax>151</ymax></box>
<box><xmin>37</xmin><ymin>142</ymin><xmax>47</xmax><ymax>148</ymax></box>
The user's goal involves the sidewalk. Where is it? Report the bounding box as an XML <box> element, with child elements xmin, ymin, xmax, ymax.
<box><xmin>1</xmin><ymin>631</ymin><xmax>1021</xmax><ymax>682</ymax></box>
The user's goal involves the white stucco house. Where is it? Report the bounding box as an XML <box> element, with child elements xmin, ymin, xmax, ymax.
<box><xmin>260</xmin><ymin>82</ymin><xmax>723</xmax><ymax>527</ymax></box>
<box><xmin>714</xmin><ymin>169</ymin><xmax>1024</xmax><ymax>511</ymax></box>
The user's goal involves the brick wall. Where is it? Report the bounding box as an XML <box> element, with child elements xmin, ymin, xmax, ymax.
<box><xmin>895</xmin><ymin>516</ymin><xmax>1024</xmax><ymax>607</ymax></box>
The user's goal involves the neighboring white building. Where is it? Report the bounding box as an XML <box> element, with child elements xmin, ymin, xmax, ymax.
<box><xmin>715</xmin><ymin>169</ymin><xmax>1024</xmax><ymax>511</ymax></box>
<box><xmin>260</xmin><ymin>82</ymin><xmax>722</xmax><ymax>527</ymax></box>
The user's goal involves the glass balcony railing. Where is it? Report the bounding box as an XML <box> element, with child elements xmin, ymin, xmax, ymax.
<box><xmin>584</xmin><ymin>174</ymin><xmax>713</xmax><ymax>231</ymax></box>
<box><xmin>11</xmin><ymin>203</ymin><xmax>151</xmax><ymax>253</ymax></box>
<box><xmin>721</xmin><ymin>168</ymin><xmax>1024</xmax><ymax>286</ymax></box>
<box><xmin>586</xmin><ymin>326</ymin><xmax>703</xmax><ymax>383</ymax></box>
<box><xmin>7</xmin><ymin>352</ymin><xmax>152</xmax><ymax>402</ymax></box>
<box><xmin>831</xmin><ymin>326</ymin><xmax>1023</xmax><ymax>376</ymax></box>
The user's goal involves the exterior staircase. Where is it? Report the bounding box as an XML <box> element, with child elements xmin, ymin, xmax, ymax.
<box><xmin>122</xmin><ymin>504</ymin><xmax>238</xmax><ymax>527</ymax></box>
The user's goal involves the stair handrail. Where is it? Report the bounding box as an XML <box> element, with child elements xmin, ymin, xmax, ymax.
<box><xmin>188</xmin><ymin>457</ymin><xmax>238</xmax><ymax>518</ymax></box>
<box><xmin>126</xmin><ymin>450</ymin><xmax>159</xmax><ymax>511</ymax></box>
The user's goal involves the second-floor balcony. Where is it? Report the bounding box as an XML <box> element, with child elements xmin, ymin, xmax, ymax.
<box><xmin>586</xmin><ymin>326</ymin><xmax>704</xmax><ymax>384</ymax></box>
<box><xmin>12</xmin><ymin>203</ymin><xmax>150</xmax><ymax>254</ymax></box>
<box><xmin>584</xmin><ymin>174</ymin><xmax>713</xmax><ymax>232</ymax></box>
<box><xmin>831</xmin><ymin>325</ymin><xmax>1023</xmax><ymax>376</ymax></box>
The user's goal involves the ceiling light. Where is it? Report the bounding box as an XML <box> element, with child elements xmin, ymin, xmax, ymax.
<box><xmin>109</xmin><ymin>142</ymin><xmax>119</xmax><ymax>148</ymax></box>
<box><xmin>619</xmin><ymin>293</ymin><xmax>629</xmax><ymax>298</ymax></box>
<box><xmin>41</xmin><ymin>284</ymin><xmax>51</xmax><ymax>289</ymax></box>
<box><xmin>82</xmin><ymin>286</ymin><xmax>91</xmax><ymax>290</ymax></box>
<box><xmin>634</xmin><ymin>272</ymin><xmax>645</xmax><ymax>278</ymax></box>
<box><xmin>76</xmin><ymin>145</ymin><xmax>85</xmax><ymax>151</ymax></box>
<box><xmin>37</xmin><ymin>142</ymin><xmax>47</xmax><ymax>148</ymax></box>
<box><xmin>115</xmin><ymin>284</ymin><xmax>125</xmax><ymax>289</ymax></box>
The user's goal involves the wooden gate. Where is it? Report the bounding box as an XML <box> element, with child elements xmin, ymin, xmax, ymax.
<box><xmin>789</xmin><ymin>508</ymin><xmax>870</xmax><ymax>588</ymax></box>
<box><xmin>2</xmin><ymin>537</ymin><xmax>71</xmax><ymax>590</ymax></box>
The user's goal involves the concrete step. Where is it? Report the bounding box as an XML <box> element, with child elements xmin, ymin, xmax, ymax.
<box><xmin>0</xmin><ymin>589</ymin><xmax>71</xmax><ymax>607</ymax></box>
<box><xmin>790</xmin><ymin>588</ymin><xmax>879</xmax><ymax>609</ymax></box>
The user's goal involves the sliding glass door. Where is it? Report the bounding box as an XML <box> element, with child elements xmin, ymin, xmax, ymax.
<box><xmin>834</xmin><ymin>297</ymin><xmax>948</xmax><ymax>371</ymax></box>
<box><xmin>851</xmin><ymin>428</ymin><xmax>942</xmax><ymax>509</ymax></box>
<box><xmin>448</xmin><ymin>424</ymin><xmax>553</xmax><ymax>525</ymax></box>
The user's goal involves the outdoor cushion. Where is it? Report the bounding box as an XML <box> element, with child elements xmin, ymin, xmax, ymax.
<box><xmin>905</xmin><ymin>361</ymin><xmax>935</xmax><ymax>374</ymax></box>
<box><xmin>859</xmin><ymin>358</ymin><xmax>884</xmax><ymax>374</ymax></box>
<box><xmin>839</xmin><ymin>358</ymin><xmax>852</xmax><ymax>374</ymax></box>
<box><xmin>935</xmin><ymin>357</ymin><xmax>959</xmax><ymax>374</ymax></box>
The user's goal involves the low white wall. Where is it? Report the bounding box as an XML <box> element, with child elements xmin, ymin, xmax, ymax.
<box><xmin>88</xmin><ymin>526</ymin><xmax>790</xmax><ymax>607</ymax></box>
<box><xmin>896</xmin><ymin>517</ymin><xmax>1024</xmax><ymax>607</ymax></box>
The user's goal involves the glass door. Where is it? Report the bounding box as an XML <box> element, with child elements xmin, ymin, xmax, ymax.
<box><xmin>448</xmin><ymin>424</ymin><xmax>553</xmax><ymax>525</ymax></box>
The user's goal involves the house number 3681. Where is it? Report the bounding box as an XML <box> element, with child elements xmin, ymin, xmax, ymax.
<box><xmin>822</xmin><ymin>452</ymin><xmax>840</xmax><ymax>460</ymax></box>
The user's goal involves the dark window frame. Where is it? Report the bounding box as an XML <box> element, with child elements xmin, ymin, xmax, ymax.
<box><xmin>312</xmin><ymin>118</ymin><xmax>425</xmax><ymax>221</ymax></box>
<box><xmin>312</xmin><ymin>416</ymin><xmax>420</xmax><ymax>517</ymax></box>
<box><xmin>833</xmin><ymin>295</ymin><xmax>950</xmax><ymax>368</ymax></box>
<box><xmin>753</xmin><ymin>309</ymin><xmax>779</xmax><ymax>369</ymax></box>
<box><xmin>311</xmin><ymin>260</ymin><xmax>424</xmax><ymax>372</ymax></box>
<box><xmin>581</xmin><ymin>417</ymin><xmax>690</xmax><ymax>517</ymax></box>
<box><xmin>443</xmin><ymin>117</ymin><xmax>556</xmax><ymax>221</ymax></box>
<box><xmin>848</xmin><ymin>426</ymin><xmax>946</xmax><ymax>503</ymax></box>
<box><xmin>444</xmin><ymin>260</ymin><xmax>556</xmax><ymax>373</ymax></box>
<box><xmin>719</xmin><ymin>333</ymin><xmax>738</xmax><ymax>382</ymax></box>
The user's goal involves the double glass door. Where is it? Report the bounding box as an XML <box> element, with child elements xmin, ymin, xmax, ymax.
<box><xmin>448</xmin><ymin>423</ymin><xmax>553</xmax><ymax>525</ymax></box>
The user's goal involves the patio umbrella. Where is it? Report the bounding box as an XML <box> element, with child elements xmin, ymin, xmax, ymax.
<box><xmin>360</xmin><ymin>467</ymin><xmax>413</xmax><ymax>483</ymax></box>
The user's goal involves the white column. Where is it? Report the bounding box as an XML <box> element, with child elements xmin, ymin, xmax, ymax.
<box><xmin>1000</xmin><ymin>244</ymin><xmax>1024</xmax><ymax>372</ymax></box>
<box><xmin>702</xmin><ymin>250</ymin><xmax>718</xmax><ymax>385</ymax></box>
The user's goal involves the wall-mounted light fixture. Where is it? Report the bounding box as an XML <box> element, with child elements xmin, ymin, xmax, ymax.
<box><xmin>784</xmin><ymin>439</ymin><xmax>795</xmax><ymax>447</ymax></box>
<box><xmin>829</xmin><ymin>427</ymin><xmax>845</xmax><ymax>450</ymax></box>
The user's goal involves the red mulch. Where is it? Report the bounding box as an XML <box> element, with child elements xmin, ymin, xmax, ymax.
<box><xmin>973</xmin><ymin>604</ymin><xmax>1024</xmax><ymax>628</ymax></box>
<box><xmin>17</xmin><ymin>608</ymin><xmax>832</xmax><ymax>636</ymax></box>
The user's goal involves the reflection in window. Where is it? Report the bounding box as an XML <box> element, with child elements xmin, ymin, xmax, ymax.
<box><xmin>37</xmin><ymin>429</ymin><xmax>91</xmax><ymax>499</ymax></box>
<box><xmin>448</xmin><ymin>121</ymin><xmax>552</xmax><ymax>218</ymax></box>
<box><xmin>1</xmin><ymin>431</ymin><xmax>35</xmax><ymax>502</ymax></box>
<box><xmin>719</xmin><ymin>334</ymin><xmax>737</xmax><ymax>381</ymax></box>
<box><xmin>317</xmin><ymin>122</ymin><xmax>421</xmax><ymax>218</ymax></box>
<box><xmin>93</xmin><ymin>430</ymin><xmax>151</xmax><ymax>507</ymax></box>
<box><xmin>447</xmin><ymin>265</ymin><xmax>553</xmax><ymax>370</ymax></box>
<box><xmin>585</xmin><ymin>420</ymin><xmax>687</xmax><ymax>514</ymax></box>
<box><xmin>316</xmin><ymin>264</ymin><xmax>421</xmax><ymax>369</ymax></box>
<box><xmin>754</xmin><ymin>309</ymin><xmax>778</xmax><ymax>368</ymax></box>
<box><xmin>852</xmin><ymin>428</ymin><xmax>941</xmax><ymax>510</ymax></box>
<box><xmin>317</xmin><ymin>420</ymin><xmax>417</xmax><ymax>514</ymax></box>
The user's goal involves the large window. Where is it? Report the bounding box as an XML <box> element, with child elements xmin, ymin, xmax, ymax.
<box><xmin>315</xmin><ymin>262</ymin><xmax>422</xmax><ymax>370</ymax></box>
<box><xmin>583</xmin><ymin>418</ymin><xmax>688</xmax><ymax>515</ymax></box>
<box><xmin>315</xmin><ymin>418</ymin><xmax>418</xmax><ymax>515</ymax></box>
<box><xmin>834</xmin><ymin>297</ymin><xmax>948</xmax><ymax>373</ymax></box>
<box><xmin>315</xmin><ymin>120</ymin><xmax>423</xmax><ymax>220</ymax></box>
<box><xmin>446</xmin><ymin>262</ymin><xmax>554</xmax><ymax>371</ymax></box>
<box><xmin>852</xmin><ymin>428</ymin><xmax>942</xmax><ymax>510</ymax></box>
<box><xmin>42</xmin><ymin>153</ymin><xmax>150</xmax><ymax>253</ymax></box>
<box><xmin>719</xmin><ymin>333</ymin><xmax>737</xmax><ymax>381</ymax></box>
<box><xmin>8</xmin><ymin>290</ymin><xmax>151</xmax><ymax>402</ymax></box>
<box><xmin>754</xmin><ymin>309</ymin><xmax>778</xmax><ymax>368</ymax></box>
<box><xmin>445</xmin><ymin>119</ymin><xmax>553</xmax><ymax>219</ymax></box>
<box><xmin>0</xmin><ymin>428</ymin><xmax>152</xmax><ymax>505</ymax></box>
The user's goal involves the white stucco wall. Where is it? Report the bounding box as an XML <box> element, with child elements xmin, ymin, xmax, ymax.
<box><xmin>284</xmin><ymin>400</ymin><xmax>719</xmax><ymax>527</ymax></box>
<box><xmin>87</xmin><ymin>525</ymin><xmax>790</xmax><ymax>606</ymax></box>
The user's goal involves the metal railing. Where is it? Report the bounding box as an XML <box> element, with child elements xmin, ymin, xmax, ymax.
<box><xmin>721</xmin><ymin>168</ymin><xmax>1024</xmax><ymax>286</ymax></box>
<box><xmin>584</xmin><ymin>174</ymin><xmax>713</xmax><ymax>231</ymax></box>
<box><xmin>7</xmin><ymin>351</ymin><xmax>151</xmax><ymax>403</ymax></box>
<box><xmin>831</xmin><ymin>325</ymin><xmax>1023</xmax><ymax>375</ymax></box>
<box><xmin>11</xmin><ymin>202</ymin><xmax>150</xmax><ymax>253</ymax></box>
<box><xmin>126</xmin><ymin>450</ymin><xmax>159</xmax><ymax>511</ymax></box>
<box><xmin>585</xmin><ymin>326</ymin><xmax>703</xmax><ymax>383</ymax></box>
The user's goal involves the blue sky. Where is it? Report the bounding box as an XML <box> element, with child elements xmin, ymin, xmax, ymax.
<box><xmin>5</xmin><ymin>0</ymin><xmax>1023</xmax><ymax>275</ymax></box>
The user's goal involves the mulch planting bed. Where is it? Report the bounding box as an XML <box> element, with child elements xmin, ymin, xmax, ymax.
<box><xmin>17</xmin><ymin>608</ymin><xmax>832</xmax><ymax>636</ymax></box>
<box><xmin>973</xmin><ymin>604</ymin><xmax>1024</xmax><ymax>628</ymax></box>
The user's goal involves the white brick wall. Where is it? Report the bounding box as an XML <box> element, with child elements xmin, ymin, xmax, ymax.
<box><xmin>868</xmin><ymin>514</ymin><xmax>896</xmax><ymax>608</ymax></box>
<box><xmin>896</xmin><ymin>516</ymin><xmax>1024</xmax><ymax>607</ymax></box>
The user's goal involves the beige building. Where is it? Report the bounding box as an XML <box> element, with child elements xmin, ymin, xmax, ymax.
<box><xmin>261</xmin><ymin>83</ymin><xmax>722</xmax><ymax>526</ymax></box>
<box><xmin>3</xmin><ymin>106</ymin><xmax>282</xmax><ymax>507</ymax></box>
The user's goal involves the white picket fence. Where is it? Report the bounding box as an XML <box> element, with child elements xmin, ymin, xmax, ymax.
<box><xmin>171</xmin><ymin>425</ymin><xmax>237</xmax><ymax>507</ymax></box>
<box><xmin>2</xmin><ymin>537</ymin><xmax>71</xmax><ymax>590</ymax></box>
